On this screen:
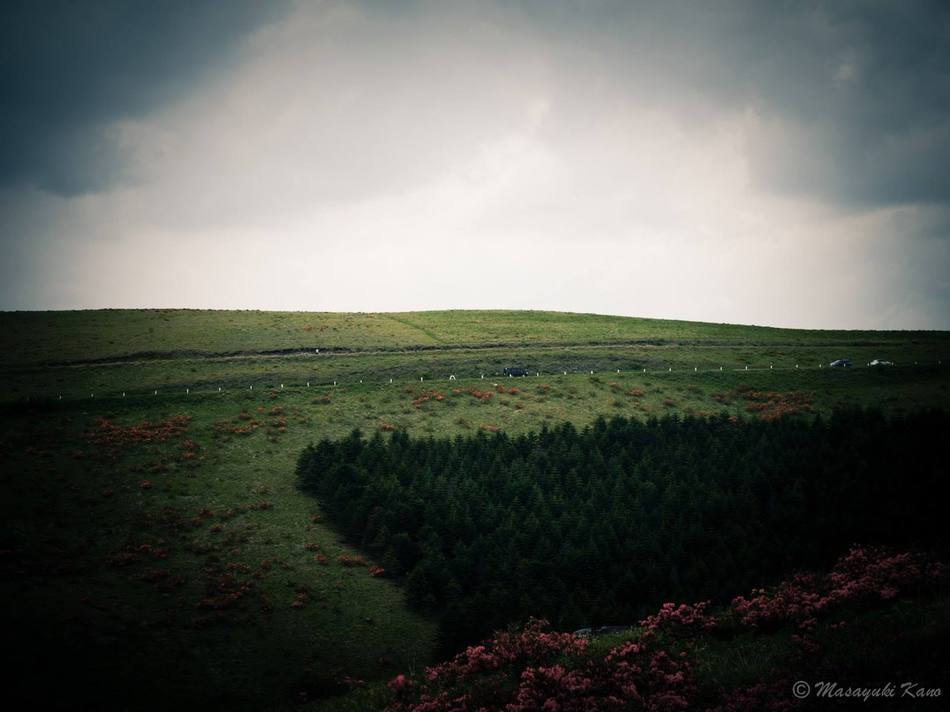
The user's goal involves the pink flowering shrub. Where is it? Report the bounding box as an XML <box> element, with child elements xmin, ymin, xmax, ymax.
<box><xmin>385</xmin><ymin>548</ymin><xmax>944</xmax><ymax>712</ymax></box>
<box><xmin>386</xmin><ymin>620</ymin><xmax>694</xmax><ymax>712</ymax></box>
<box><xmin>508</xmin><ymin>665</ymin><xmax>601</xmax><ymax>711</ymax></box>
<box><xmin>729</xmin><ymin>572</ymin><xmax>826</xmax><ymax>630</ymax></box>
<box><xmin>422</xmin><ymin>618</ymin><xmax>589</xmax><ymax>683</ymax></box>
<box><xmin>639</xmin><ymin>601</ymin><xmax>716</xmax><ymax>639</ymax></box>
<box><xmin>731</xmin><ymin>546</ymin><xmax>945</xmax><ymax>630</ymax></box>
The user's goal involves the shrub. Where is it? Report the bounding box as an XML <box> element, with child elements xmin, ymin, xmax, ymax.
<box><xmin>338</xmin><ymin>554</ymin><xmax>366</xmax><ymax>567</ymax></box>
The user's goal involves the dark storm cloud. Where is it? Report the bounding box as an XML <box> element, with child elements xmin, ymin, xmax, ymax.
<box><xmin>4</xmin><ymin>0</ymin><xmax>947</xmax><ymax>207</ymax></box>
<box><xmin>516</xmin><ymin>0</ymin><xmax>950</xmax><ymax>209</ymax></box>
<box><xmin>0</xmin><ymin>0</ymin><xmax>289</xmax><ymax>195</ymax></box>
<box><xmin>725</xmin><ymin>1</ymin><xmax>950</xmax><ymax>208</ymax></box>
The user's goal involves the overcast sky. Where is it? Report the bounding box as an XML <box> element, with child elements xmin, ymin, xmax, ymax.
<box><xmin>1</xmin><ymin>0</ymin><xmax>948</xmax><ymax>328</ymax></box>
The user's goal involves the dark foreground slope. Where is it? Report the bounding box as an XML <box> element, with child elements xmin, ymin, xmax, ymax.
<box><xmin>369</xmin><ymin>547</ymin><xmax>949</xmax><ymax>712</ymax></box>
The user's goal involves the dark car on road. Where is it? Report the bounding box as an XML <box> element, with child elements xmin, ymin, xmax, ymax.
<box><xmin>829</xmin><ymin>359</ymin><xmax>852</xmax><ymax>367</ymax></box>
<box><xmin>503</xmin><ymin>367</ymin><xmax>528</xmax><ymax>377</ymax></box>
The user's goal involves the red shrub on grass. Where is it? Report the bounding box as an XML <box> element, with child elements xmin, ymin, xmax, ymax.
<box><xmin>338</xmin><ymin>554</ymin><xmax>366</xmax><ymax>567</ymax></box>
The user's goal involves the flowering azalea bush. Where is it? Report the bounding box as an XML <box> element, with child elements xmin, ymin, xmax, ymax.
<box><xmin>639</xmin><ymin>601</ymin><xmax>716</xmax><ymax>639</ymax></box>
<box><xmin>385</xmin><ymin>619</ymin><xmax>697</xmax><ymax>711</ymax></box>
<box><xmin>384</xmin><ymin>548</ymin><xmax>945</xmax><ymax>712</ymax></box>
<box><xmin>422</xmin><ymin>619</ymin><xmax>588</xmax><ymax>684</ymax></box>
<box><xmin>730</xmin><ymin>546</ymin><xmax>945</xmax><ymax>630</ymax></box>
<box><xmin>506</xmin><ymin>644</ymin><xmax>694</xmax><ymax>712</ymax></box>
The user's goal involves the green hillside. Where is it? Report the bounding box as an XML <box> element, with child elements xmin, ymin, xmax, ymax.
<box><xmin>2</xmin><ymin>308</ymin><xmax>944</xmax><ymax>365</ymax></box>
<box><xmin>1</xmin><ymin>309</ymin><xmax>947</xmax><ymax>404</ymax></box>
<box><xmin>1</xmin><ymin>310</ymin><xmax>948</xmax><ymax>710</ymax></box>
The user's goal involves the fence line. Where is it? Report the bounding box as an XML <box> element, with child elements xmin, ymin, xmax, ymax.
<box><xmin>17</xmin><ymin>360</ymin><xmax>945</xmax><ymax>404</ymax></box>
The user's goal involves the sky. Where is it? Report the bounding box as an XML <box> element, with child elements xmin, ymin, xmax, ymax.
<box><xmin>1</xmin><ymin>0</ymin><xmax>948</xmax><ymax>329</ymax></box>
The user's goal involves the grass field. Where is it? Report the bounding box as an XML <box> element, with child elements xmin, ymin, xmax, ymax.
<box><xmin>3</xmin><ymin>308</ymin><xmax>945</xmax><ymax>365</ymax></box>
<box><xmin>2</xmin><ymin>310</ymin><xmax>949</xmax><ymax>710</ymax></box>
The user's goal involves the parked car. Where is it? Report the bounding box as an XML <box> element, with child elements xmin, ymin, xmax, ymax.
<box><xmin>829</xmin><ymin>359</ymin><xmax>852</xmax><ymax>368</ymax></box>
<box><xmin>869</xmin><ymin>359</ymin><xmax>894</xmax><ymax>366</ymax></box>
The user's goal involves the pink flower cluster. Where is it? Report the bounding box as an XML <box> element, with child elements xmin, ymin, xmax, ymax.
<box><xmin>386</xmin><ymin>619</ymin><xmax>694</xmax><ymax>712</ymax></box>
<box><xmin>638</xmin><ymin>601</ymin><xmax>716</xmax><ymax>639</ymax></box>
<box><xmin>385</xmin><ymin>548</ymin><xmax>944</xmax><ymax>712</ymax></box>
<box><xmin>829</xmin><ymin>546</ymin><xmax>944</xmax><ymax>601</ymax></box>
<box><xmin>509</xmin><ymin>665</ymin><xmax>599</xmax><ymax>711</ymax></box>
<box><xmin>507</xmin><ymin>644</ymin><xmax>693</xmax><ymax>712</ymax></box>
<box><xmin>730</xmin><ymin>546</ymin><xmax>945</xmax><ymax>630</ymax></box>
<box><xmin>422</xmin><ymin>619</ymin><xmax>589</xmax><ymax>683</ymax></box>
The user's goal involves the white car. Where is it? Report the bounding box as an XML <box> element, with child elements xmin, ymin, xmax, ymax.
<box><xmin>869</xmin><ymin>359</ymin><xmax>894</xmax><ymax>366</ymax></box>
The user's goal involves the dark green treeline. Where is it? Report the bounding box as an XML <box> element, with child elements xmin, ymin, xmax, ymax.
<box><xmin>297</xmin><ymin>410</ymin><xmax>947</xmax><ymax>653</ymax></box>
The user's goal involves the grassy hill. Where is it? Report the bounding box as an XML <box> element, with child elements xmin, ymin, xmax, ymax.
<box><xmin>2</xmin><ymin>309</ymin><xmax>947</xmax><ymax>404</ymax></box>
<box><xmin>1</xmin><ymin>310</ymin><xmax>948</xmax><ymax>710</ymax></box>
<box><xmin>5</xmin><ymin>308</ymin><xmax>943</xmax><ymax>365</ymax></box>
